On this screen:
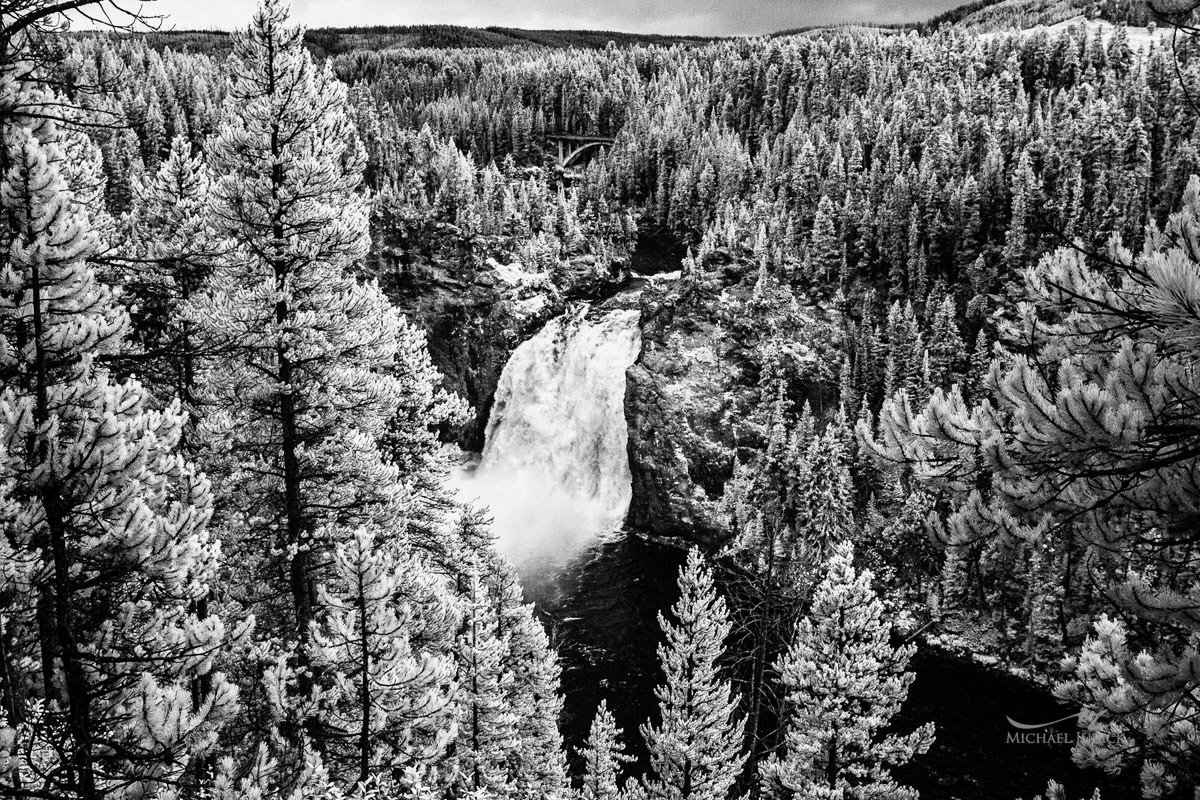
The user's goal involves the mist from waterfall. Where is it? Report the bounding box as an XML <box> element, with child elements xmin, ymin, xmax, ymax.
<box><xmin>453</xmin><ymin>305</ymin><xmax>643</xmax><ymax>570</ymax></box>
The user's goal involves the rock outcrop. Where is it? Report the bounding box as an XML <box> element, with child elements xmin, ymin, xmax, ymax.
<box><xmin>376</xmin><ymin>241</ymin><xmax>628</xmax><ymax>450</ymax></box>
<box><xmin>624</xmin><ymin>255</ymin><xmax>752</xmax><ymax>543</ymax></box>
<box><xmin>624</xmin><ymin>249</ymin><xmax>843</xmax><ymax>544</ymax></box>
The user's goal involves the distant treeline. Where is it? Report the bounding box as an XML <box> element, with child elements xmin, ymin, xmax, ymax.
<box><xmin>116</xmin><ymin>24</ymin><xmax>717</xmax><ymax>58</ymax></box>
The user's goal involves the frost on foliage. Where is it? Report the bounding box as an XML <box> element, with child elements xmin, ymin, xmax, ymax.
<box><xmin>760</xmin><ymin>542</ymin><xmax>933</xmax><ymax>800</ymax></box>
<box><xmin>862</xmin><ymin>176</ymin><xmax>1200</xmax><ymax>795</ymax></box>
<box><xmin>180</xmin><ymin>0</ymin><xmax>469</xmax><ymax>785</ymax></box>
<box><xmin>206</xmin><ymin>740</ymin><xmax>338</xmax><ymax>800</ymax></box>
<box><xmin>441</xmin><ymin>558</ymin><xmax>569</xmax><ymax>800</ymax></box>
<box><xmin>577</xmin><ymin>700</ymin><xmax>633</xmax><ymax>800</ymax></box>
<box><xmin>448</xmin><ymin>571</ymin><xmax>520</xmax><ymax>798</ymax></box>
<box><xmin>119</xmin><ymin>135</ymin><xmax>217</xmax><ymax>414</ymax></box>
<box><xmin>310</xmin><ymin>529</ymin><xmax>458</xmax><ymax>785</ymax></box>
<box><xmin>0</xmin><ymin>68</ymin><xmax>238</xmax><ymax>798</ymax></box>
<box><xmin>637</xmin><ymin>549</ymin><xmax>747</xmax><ymax>800</ymax></box>
<box><xmin>723</xmin><ymin>400</ymin><xmax>855</xmax><ymax>592</ymax></box>
<box><xmin>1024</xmin><ymin>780</ymin><xmax>1102</xmax><ymax>800</ymax></box>
<box><xmin>485</xmin><ymin>559</ymin><xmax>570</xmax><ymax>800</ymax></box>
<box><xmin>1056</xmin><ymin>616</ymin><xmax>1199</xmax><ymax>799</ymax></box>
<box><xmin>190</xmin><ymin>0</ymin><xmax>465</xmax><ymax>689</ymax></box>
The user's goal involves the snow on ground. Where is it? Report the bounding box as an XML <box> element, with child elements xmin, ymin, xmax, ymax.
<box><xmin>513</xmin><ymin>293</ymin><xmax>550</xmax><ymax>319</ymax></box>
<box><xmin>486</xmin><ymin>257</ymin><xmax>552</xmax><ymax>290</ymax></box>
<box><xmin>488</xmin><ymin>260</ymin><xmax>523</xmax><ymax>285</ymax></box>
<box><xmin>976</xmin><ymin>16</ymin><xmax>1171</xmax><ymax>49</ymax></box>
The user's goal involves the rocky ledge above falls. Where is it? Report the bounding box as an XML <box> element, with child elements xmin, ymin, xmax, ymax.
<box><xmin>374</xmin><ymin>241</ymin><xmax>630</xmax><ymax>450</ymax></box>
<box><xmin>623</xmin><ymin>247</ymin><xmax>843</xmax><ymax>545</ymax></box>
<box><xmin>624</xmin><ymin>254</ymin><xmax>753</xmax><ymax>545</ymax></box>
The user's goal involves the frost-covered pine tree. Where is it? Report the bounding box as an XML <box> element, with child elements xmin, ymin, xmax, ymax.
<box><xmin>0</xmin><ymin>73</ymin><xmax>238</xmax><ymax>800</ymax></box>
<box><xmin>186</xmin><ymin>2</ymin><xmax>467</xmax><ymax>786</ymax></box>
<box><xmin>882</xmin><ymin>301</ymin><xmax>925</xmax><ymax>404</ymax></box>
<box><xmin>432</xmin><ymin>553</ymin><xmax>571</xmax><ymax>799</ymax></box>
<box><xmin>806</xmin><ymin>195</ymin><xmax>842</xmax><ymax>285</ymax></box>
<box><xmin>486</xmin><ymin>559</ymin><xmax>570</xmax><ymax>800</ymax></box>
<box><xmin>450</xmin><ymin>571</ymin><xmax>520</xmax><ymax>798</ymax></box>
<box><xmin>577</xmin><ymin>700</ymin><xmax>633</xmax><ymax>800</ymax></box>
<box><xmin>191</xmin><ymin>0</ymin><xmax>463</xmax><ymax>744</ymax></box>
<box><xmin>1002</xmin><ymin>149</ymin><xmax>1036</xmax><ymax>272</ymax></box>
<box><xmin>1025</xmin><ymin>781</ymin><xmax>1101</xmax><ymax>800</ymax></box>
<box><xmin>119</xmin><ymin>134</ymin><xmax>215</xmax><ymax>418</ymax></box>
<box><xmin>1055</xmin><ymin>616</ymin><xmax>1197</xmax><ymax>798</ymax></box>
<box><xmin>310</xmin><ymin>529</ymin><xmax>458</xmax><ymax>787</ymax></box>
<box><xmin>637</xmin><ymin>549</ymin><xmax>746</xmax><ymax>800</ymax></box>
<box><xmin>760</xmin><ymin>543</ymin><xmax>934</xmax><ymax>800</ymax></box>
<box><xmin>791</xmin><ymin>421</ymin><xmax>856</xmax><ymax>569</ymax></box>
<box><xmin>196</xmin><ymin>0</ymin><xmax>387</xmax><ymax>638</ymax></box>
<box><xmin>206</xmin><ymin>738</ymin><xmax>339</xmax><ymax>800</ymax></box>
<box><xmin>926</xmin><ymin>295</ymin><xmax>965</xmax><ymax>390</ymax></box>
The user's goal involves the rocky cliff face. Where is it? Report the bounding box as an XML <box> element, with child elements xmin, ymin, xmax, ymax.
<box><xmin>624</xmin><ymin>254</ymin><xmax>752</xmax><ymax>543</ymax></box>
<box><xmin>375</xmin><ymin>241</ymin><xmax>629</xmax><ymax>450</ymax></box>
<box><xmin>624</xmin><ymin>249</ymin><xmax>843</xmax><ymax>544</ymax></box>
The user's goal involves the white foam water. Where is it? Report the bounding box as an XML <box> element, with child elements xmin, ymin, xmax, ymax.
<box><xmin>453</xmin><ymin>304</ymin><xmax>642</xmax><ymax>570</ymax></box>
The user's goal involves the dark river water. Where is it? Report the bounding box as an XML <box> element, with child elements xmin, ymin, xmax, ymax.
<box><xmin>521</xmin><ymin>531</ymin><xmax>1136</xmax><ymax>800</ymax></box>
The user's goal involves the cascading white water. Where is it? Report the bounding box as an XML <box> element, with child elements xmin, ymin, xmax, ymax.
<box><xmin>453</xmin><ymin>304</ymin><xmax>642</xmax><ymax>568</ymax></box>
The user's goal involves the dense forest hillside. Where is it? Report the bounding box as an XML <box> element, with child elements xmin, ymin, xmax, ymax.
<box><xmin>926</xmin><ymin>0</ymin><xmax>1161</xmax><ymax>27</ymax></box>
<box><xmin>924</xmin><ymin>0</ymin><xmax>1156</xmax><ymax>28</ymax></box>
<box><xmin>133</xmin><ymin>24</ymin><xmax>716</xmax><ymax>57</ymax></box>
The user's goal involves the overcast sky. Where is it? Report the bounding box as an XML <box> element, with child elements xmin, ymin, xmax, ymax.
<box><xmin>105</xmin><ymin>0</ymin><xmax>970</xmax><ymax>37</ymax></box>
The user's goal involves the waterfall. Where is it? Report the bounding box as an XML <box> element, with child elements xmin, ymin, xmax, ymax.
<box><xmin>454</xmin><ymin>304</ymin><xmax>642</xmax><ymax>568</ymax></box>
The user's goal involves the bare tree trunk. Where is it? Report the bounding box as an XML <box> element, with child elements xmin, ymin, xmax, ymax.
<box><xmin>31</xmin><ymin>256</ymin><xmax>98</xmax><ymax>799</ymax></box>
<box><xmin>356</xmin><ymin>573</ymin><xmax>372</xmax><ymax>786</ymax></box>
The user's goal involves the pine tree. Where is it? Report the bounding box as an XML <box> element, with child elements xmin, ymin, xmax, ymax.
<box><xmin>1003</xmin><ymin>149</ymin><xmax>1036</xmax><ymax>272</ymax></box>
<box><xmin>191</xmin><ymin>0</ymin><xmax>463</xmax><ymax>769</ymax></box>
<box><xmin>792</xmin><ymin>422</ymin><xmax>856</xmax><ymax>569</ymax></box>
<box><xmin>927</xmin><ymin>295</ymin><xmax>966</xmax><ymax>390</ymax></box>
<box><xmin>468</xmin><ymin>556</ymin><xmax>571</xmax><ymax>799</ymax></box>
<box><xmin>0</xmin><ymin>77</ymin><xmax>237</xmax><ymax>800</ymax></box>
<box><xmin>577</xmin><ymin>701</ymin><xmax>633</xmax><ymax>800</ymax></box>
<box><xmin>723</xmin><ymin>389</ymin><xmax>806</xmax><ymax>583</ymax></box>
<box><xmin>1025</xmin><ymin>780</ymin><xmax>1102</xmax><ymax>800</ymax></box>
<box><xmin>807</xmin><ymin>195</ymin><xmax>842</xmax><ymax>285</ymax></box>
<box><xmin>761</xmin><ymin>543</ymin><xmax>934</xmax><ymax>800</ymax></box>
<box><xmin>451</xmin><ymin>571</ymin><xmax>520</xmax><ymax>798</ymax></box>
<box><xmin>899</xmin><ymin>216</ymin><xmax>922</xmax><ymax>302</ymax></box>
<box><xmin>966</xmin><ymin>328</ymin><xmax>991</xmax><ymax>401</ymax></box>
<box><xmin>1056</xmin><ymin>617</ymin><xmax>1197</xmax><ymax>798</ymax></box>
<box><xmin>955</xmin><ymin>177</ymin><xmax>983</xmax><ymax>275</ymax></box>
<box><xmin>120</xmin><ymin>135</ymin><xmax>215</xmax><ymax>419</ymax></box>
<box><xmin>205</xmin><ymin>738</ymin><xmax>339</xmax><ymax>800</ymax></box>
<box><xmin>310</xmin><ymin>530</ymin><xmax>457</xmax><ymax>787</ymax></box>
<box><xmin>638</xmin><ymin>549</ymin><xmax>746</xmax><ymax>800</ymax></box>
<box><xmin>882</xmin><ymin>301</ymin><xmax>925</xmax><ymax>403</ymax></box>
